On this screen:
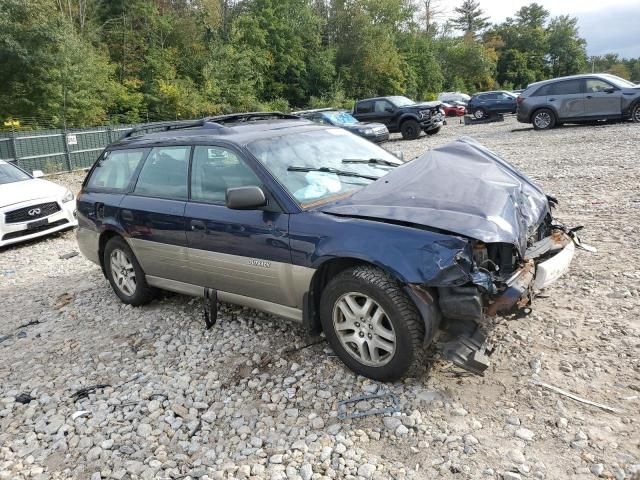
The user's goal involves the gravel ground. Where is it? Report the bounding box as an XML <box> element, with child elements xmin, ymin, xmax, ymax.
<box><xmin>1</xmin><ymin>116</ymin><xmax>639</xmax><ymax>480</ymax></box>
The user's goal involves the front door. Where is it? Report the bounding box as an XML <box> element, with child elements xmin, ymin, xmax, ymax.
<box><xmin>119</xmin><ymin>145</ymin><xmax>191</xmax><ymax>282</ymax></box>
<box><xmin>584</xmin><ymin>78</ymin><xmax>623</xmax><ymax>117</ymax></box>
<box><xmin>184</xmin><ymin>145</ymin><xmax>296</xmax><ymax>307</ymax></box>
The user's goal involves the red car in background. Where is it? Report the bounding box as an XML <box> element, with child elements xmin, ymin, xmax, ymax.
<box><xmin>442</xmin><ymin>102</ymin><xmax>466</xmax><ymax>117</ymax></box>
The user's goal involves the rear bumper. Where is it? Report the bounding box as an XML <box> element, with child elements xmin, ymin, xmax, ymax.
<box><xmin>0</xmin><ymin>199</ymin><xmax>77</xmax><ymax>248</ymax></box>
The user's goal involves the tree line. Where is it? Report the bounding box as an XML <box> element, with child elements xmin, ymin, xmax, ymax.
<box><xmin>1</xmin><ymin>0</ymin><xmax>638</xmax><ymax>128</ymax></box>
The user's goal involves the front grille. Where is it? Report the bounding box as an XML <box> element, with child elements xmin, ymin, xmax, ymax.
<box><xmin>5</xmin><ymin>202</ymin><xmax>60</xmax><ymax>224</ymax></box>
<box><xmin>2</xmin><ymin>219</ymin><xmax>69</xmax><ymax>241</ymax></box>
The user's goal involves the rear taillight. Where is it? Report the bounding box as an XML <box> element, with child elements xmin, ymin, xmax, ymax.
<box><xmin>516</xmin><ymin>96</ymin><xmax>525</xmax><ymax>105</ymax></box>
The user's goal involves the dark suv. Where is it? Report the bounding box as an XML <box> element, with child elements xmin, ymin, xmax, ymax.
<box><xmin>467</xmin><ymin>91</ymin><xmax>518</xmax><ymax>119</ymax></box>
<box><xmin>76</xmin><ymin>112</ymin><xmax>586</xmax><ymax>380</ymax></box>
<box><xmin>353</xmin><ymin>96</ymin><xmax>444</xmax><ymax>140</ymax></box>
<box><xmin>517</xmin><ymin>74</ymin><xmax>640</xmax><ymax>130</ymax></box>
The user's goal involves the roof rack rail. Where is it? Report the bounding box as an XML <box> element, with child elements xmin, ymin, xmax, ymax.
<box><xmin>122</xmin><ymin>112</ymin><xmax>302</xmax><ymax>139</ymax></box>
<box><xmin>205</xmin><ymin>112</ymin><xmax>300</xmax><ymax>123</ymax></box>
<box><xmin>123</xmin><ymin>119</ymin><xmax>210</xmax><ymax>138</ymax></box>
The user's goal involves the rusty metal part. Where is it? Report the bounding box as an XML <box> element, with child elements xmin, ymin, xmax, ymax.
<box><xmin>486</xmin><ymin>260</ymin><xmax>535</xmax><ymax>316</ymax></box>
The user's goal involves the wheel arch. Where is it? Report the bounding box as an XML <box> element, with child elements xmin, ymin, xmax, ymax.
<box><xmin>529</xmin><ymin>105</ymin><xmax>558</xmax><ymax>124</ymax></box>
<box><xmin>98</xmin><ymin>229</ymin><xmax>125</xmax><ymax>274</ymax></box>
<box><xmin>302</xmin><ymin>256</ymin><xmax>438</xmax><ymax>343</ymax></box>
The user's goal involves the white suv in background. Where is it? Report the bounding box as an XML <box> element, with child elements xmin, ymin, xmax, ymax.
<box><xmin>0</xmin><ymin>160</ymin><xmax>77</xmax><ymax>247</ymax></box>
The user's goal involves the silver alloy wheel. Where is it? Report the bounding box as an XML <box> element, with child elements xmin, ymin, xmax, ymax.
<box><xmin>633</xmin><ymin>106</ymin><xmax>640</xmax><ymax>122</ymax></box>
<box><xmin>110</xmin><ymin>249</ymin><xmax>137</xmax><ymax>296</ymax></box>
<box><xmin>332</xmin><ymin>292</ymin><xmax>396</xmax><ymax>367</ymax></box>
<box><xmin>534</xmin><ymin>111</ymin><xmax>552</xmax><ymax>129</ymax></box>
<box><xmin>474</xmin><ymin>109</ymin><xmax>484</xmax><ymax>119</ymax></box>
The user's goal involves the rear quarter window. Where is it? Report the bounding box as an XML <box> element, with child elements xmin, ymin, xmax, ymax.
<box><xmin>356</xmin><ymin>101</ymin><xmax>373</xmax><ymax>113</ymax></box>
<box><xmin>86</xmin><ymin>148</ymin><xmax>148</xmax><ymax>191</ymax></box>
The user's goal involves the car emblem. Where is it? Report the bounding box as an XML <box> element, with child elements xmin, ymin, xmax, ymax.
<box><xmin>28</xmin><ymin>208</ymin><xmax>41</xmax><ymax>216</ymax></box>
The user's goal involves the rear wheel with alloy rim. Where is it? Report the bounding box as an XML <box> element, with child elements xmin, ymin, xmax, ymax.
<box><xmin>320</xmin><ymin>265</ymin><xmax>426</xmax><ymax>381</ymax></box>
<box><xmin>532</xmin><ymin>108</ymin><xmax>556</xmax><ymax>130</ymax></box>
<box><xmin>473</xmin><ymin>108</ymin><xmax>486</xmax><ymax>119</ymax></box>
<box><xmin>104</xmin><ymin>236</ymin><xmax>155</xmax><ymax>305</ymax></box>
<box><xmin>632</xmin><ymin>103</ymin><xmax>640</xmax><ymax>123</ymax></box>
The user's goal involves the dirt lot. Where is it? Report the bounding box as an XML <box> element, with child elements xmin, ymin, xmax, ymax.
<box><xmin>1</xmin><ymin>116</ymin><xmax>638</xmax><ymax>480</ymax></box>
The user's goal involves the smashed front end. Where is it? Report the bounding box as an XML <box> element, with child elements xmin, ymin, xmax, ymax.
<box><xmin>321</xmin><ymin>137</ymin><xmax>595</xmax><ymax>375</ymax></box>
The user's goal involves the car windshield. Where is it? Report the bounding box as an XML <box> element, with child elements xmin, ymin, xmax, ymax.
<box><xmin>247</xmin><ymin>128</ymin><xmax>403</xmax><ymax>206</ymax></box>
<box><xmin>0</xmin><ymin>160</ymin><xmax>31</xmax><ymax>185</ymax></box>
<box><xmin>602</xmin><ymin>75</ymin><xmax>636</xmax><ymax>88</ymax></box>
<box><xmin>323</xmin><ymin>111</ymin><xmax>358</xmax><ymax>125</ymax></box>
<box><xmin>388</xmin><ymin>96</ymin><xmax>415</xmax><ymax>107</ymax></box>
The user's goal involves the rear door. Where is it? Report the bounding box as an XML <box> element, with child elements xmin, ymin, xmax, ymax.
<box><xmin>353</xmin><ymin>100</ymin><xmax>375</xmax><ymax>123</ymax></box>
<box><xmin>118</xmin><ymin>145</ymin><xmax>191</xmax><ymax>282</ymax></box>
<box><xmin>546</xmin><ymin>79</ymin><xmax>585</xmax><ymax>119</ymax></box>
<box><xmin>584</xmin><ymin>78</ymin><xmax>623</xmax><ymax>117</ymax></box>
<box><xmin>184</xmin><ymin>144</ymin><xmax>297</xmax><ymax>307</ymax></box>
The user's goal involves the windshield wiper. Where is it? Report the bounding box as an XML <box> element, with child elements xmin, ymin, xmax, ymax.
<box><xmin>287</xmin><ymin>166</ymin><xmax>379</xmax><ymax>181</ymax></box>
<box><xmin>342</xmin><ymin>158</ymin><xmax>400</xmax><ymax>167</ymax></box>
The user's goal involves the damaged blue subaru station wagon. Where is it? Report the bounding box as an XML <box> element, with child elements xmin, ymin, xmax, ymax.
<box><xmin>77</xmin><ymin>113</ymin><xmax>590</xmax><ymax>380</ymax></box>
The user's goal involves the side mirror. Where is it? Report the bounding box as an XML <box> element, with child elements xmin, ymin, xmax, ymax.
<box><xmin>226</xmin><ymin>186</ymin><xmax>266</xmax><ymax>210</ymax></box>
<box><xmin>32</xmin><ymin>170</ymin><xmax>44</xmax><ymax>178</ymax></box>
<box><xmin>385</xmin><ymin>107</ymin><xmax>394</xmax><ymax>113</ymax></box>
<box><xmin>603</xmin><ymin>87</ymin><xmax>616</xmax><ymax>94</ymax></box>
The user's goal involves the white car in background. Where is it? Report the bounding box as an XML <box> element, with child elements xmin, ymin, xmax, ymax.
<box><xmin>0</xmin><ymin>160</ymin><xmax>77</xmax><ymax>247</ymax></box>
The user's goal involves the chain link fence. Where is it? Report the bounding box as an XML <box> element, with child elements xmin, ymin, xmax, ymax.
<box><xmin>0</xmin><ymin>124</ymin><xmax>137</xmax><ymax>175</ymax></box>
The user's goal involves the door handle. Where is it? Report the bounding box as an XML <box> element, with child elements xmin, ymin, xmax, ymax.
<box><xmin>586</xmin><ymin>95</ymin><xmax>593</xmax><ymax>99</ymax></box>
<box><xmin>121</xmin><ymin>209</ymin><xmax>133</xmax><ymax>222</ymax></box>
<box><xmin>548</xmin><ymin>98</ymin><xmax>556</xmax><ymax>102</ymax></box>
<box><xmin>191</xmin><ymin>220</ymin><xmax>206</xmax><ymax>231</ymax></box>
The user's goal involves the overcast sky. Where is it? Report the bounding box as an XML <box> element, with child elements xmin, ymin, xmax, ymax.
<box><xmin>446</xmin><ymin>0</ymin><xmax>640</xmax><ymax>58</ymax></box>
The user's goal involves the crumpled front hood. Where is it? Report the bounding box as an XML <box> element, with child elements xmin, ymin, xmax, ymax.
<box><xmin>320</xmin><ymin>137</ymin><xmax>551</xmax><ymax>256</ymax></box>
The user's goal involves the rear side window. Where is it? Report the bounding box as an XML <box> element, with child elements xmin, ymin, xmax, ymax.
<box><xmin>531</xmin><ymin>85</ymin><xmax>550</xmax><ymax>96</ymax></box>
<box><xmin>546</xmin><ymin>80</ymin><xmax>584</xmax><ymax>95</ymax></box>
<box><xmin>134</xmin><ymin>146</ymin><xmax>190</xmax><ymax>200</ymax></box>
<box><xmin>86</xmin><ymin>149</ymin><xmax>148</xmax><ymax>191</ymax></box>
<box><xmin>356</xmin><ymin>101</ymin><xmax>373</xmax><ymax>113</ymax></box>
<box><xmin>190</xmin><ymin>146</ymin><xmax>261</xmax><ymax>204</ymax></box>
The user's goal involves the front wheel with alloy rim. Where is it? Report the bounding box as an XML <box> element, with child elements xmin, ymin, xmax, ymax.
<box><xmin>104</xmin><ymin>236</ymin><xmax>155</xmax><ymax>306</ymax></box>
<box><xmin>532</xmin><ymin>108</ymin><xmax>556</xmax><ymax>130</ymax></box>
<box><xmin>632</xmin><ymin>103</ymin><xmax>640</xmax><ymax>123</ymax></box>
<box><xmin>320</xmin><ymin>266</ymin><xmax>426</xmax><ymax>381</ymax></box>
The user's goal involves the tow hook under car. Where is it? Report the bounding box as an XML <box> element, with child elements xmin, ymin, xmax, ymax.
<box><xmin>438</xmin><ymin>228</ymin><xmax>595</xmax><ymax>376</ymax></box>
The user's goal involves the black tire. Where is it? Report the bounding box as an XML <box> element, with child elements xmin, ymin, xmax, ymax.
<box><xmin>320</xmin><ymin>265</ymin><xmax>425</xmax><ymax>381</ymax></box>
<box><xmin>104</xmin><ymin>236</ymin><xmax>155</xmax><ymax>306</ymax></box>
<box><xmin>473</xmin><ymin>108</ymin><xmax>486</xmax><ymax>120</ymax></box>
<box><xmin>425</xmin><ymin>126</ymin><xmax>441</xmax><ymax>136</ymax></box>
<box><xmin>532</xmin><ymin>108</ymin><xmax>556</xmax><ymax>130</ymax></box>
<box><xmin>632</xmin><ymin>103</ymin><xmax>640</xmax><ymax>123</ymax></box>
<box><xmin>400</xmin><ymin>119</ymin><xmax>420</xmax><ymax>140</ymax></box>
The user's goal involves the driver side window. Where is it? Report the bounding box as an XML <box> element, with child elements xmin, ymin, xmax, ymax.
<box><xmin>374</xmin><ymin>100</ymin><xmax>393</xmax><ymax>113</ymax></box>
<box><xmin>586</xmin><ymin>79</ymin><xmax>613</xmax><ymax>93</ymax></box>
<box><xmin>190</xmin><ymin>146</ymin><xmax>261</xmax><ymax>204</ymax></box>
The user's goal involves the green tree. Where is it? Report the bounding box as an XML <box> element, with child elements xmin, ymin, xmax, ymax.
<box><xmin>450</xmin><ymin>0</ymin><xmax>489</xmax><ymax>35</ymax></box>
<box><xmin>546</xmin><ymin>15</ymin><xmax>587</xmax><ymax>77</ymax></box>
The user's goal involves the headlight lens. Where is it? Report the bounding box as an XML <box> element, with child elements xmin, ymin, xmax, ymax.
<box><xmin>363</xmin><ymin>128</ymin><xmax>374</xmax><ymax>135</ymax></box>
<box><xmin>419</xmin><ymin>110</ymin><xmax>431</xmax><ymax>118</ymax></box>
<box><xmin>62</xmin><ymin>189</ymin><xmax>74</xmax><ymax>203</ymax></box>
